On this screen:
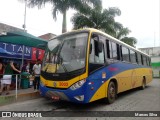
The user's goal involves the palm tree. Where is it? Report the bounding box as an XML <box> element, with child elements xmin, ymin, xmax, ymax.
<box><xmin>121</xmin><ymin>37</ymin><xmax>137</xmax><ymax>47</ymax></box>
<box><xmin>71</xmin><ymin>7</ymin><xmax>122</xmax><ymax>35</ymax></box>
<box><xmin>114</xmin><ymin>27</ymin><xmax>137</xmax><ymax>47</ymax></box>
<box><xmin>72</xmin><ymin>7</ymin><xmax>137</xmax><ymax>47</ymax></box>
<box><xmin>20</xmin><ymin>0</ymin><xmax>102</xmax><ymax>33</ymax></box>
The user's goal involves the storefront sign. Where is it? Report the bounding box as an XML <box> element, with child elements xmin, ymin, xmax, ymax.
<box><xmin>0</xmin><ymin>42</ymin><xmax>44</xmax><ymax>60</ymax></box>
<box><xmin>32</xmin><ymin>47</ymin><xmax>45</xmax><ymax>61</ymax></box>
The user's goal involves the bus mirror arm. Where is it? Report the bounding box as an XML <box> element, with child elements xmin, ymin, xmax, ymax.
<box><xmin>93</xmin><ymin>34</ymin><xmax>102</xmax><ymax>53</ymax></box>
<box><xmin>98</xmin><ymin>42</ymin><xmax>103</xmax><ymax>52</ymax></box>
<box><xmin>89</xmin><ymin>44</ymin><xmax>92</xmax><ymax>54</ymax></box>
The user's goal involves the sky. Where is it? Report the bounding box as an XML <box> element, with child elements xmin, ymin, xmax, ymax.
<box><xmin>0</xmin><ymin>0</ymin><xmax>159</xmax><ymax>48</ymax></box>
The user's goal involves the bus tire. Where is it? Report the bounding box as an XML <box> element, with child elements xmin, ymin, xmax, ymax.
<box><xmin>140</xmin><ymin>78</ymin><xmax>146</xmax><ymax>90</ymax></box>
<box><xmin>107</xmin><ymin>81</ymin><xmax>116</xmax><ymax>104</ymax></box>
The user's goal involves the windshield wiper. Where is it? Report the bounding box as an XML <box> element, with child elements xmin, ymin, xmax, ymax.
<box><xmin>56</xmin><ymin>55</ymin><xmax>68</xmax><ymax>73</ymax></box>
<box><xmin>54</xmin><ymin>41</ymin><xmax>68</xmax><ymax>73</ymax></box>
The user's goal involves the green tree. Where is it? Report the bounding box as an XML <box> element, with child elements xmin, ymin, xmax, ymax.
<box><xmin>115</xmin><ymin>27</ymin><xmax>137</xmax><ymax>47</ymax></box>
<box><xmin>72</xmin><ymin>7</ymin><xmax>137</xmax><ymax>47</ymax></box>
<box><xmin>72</xmin><ymin>7</ymin><xmax>122</xmax><ymax>36</ymax></box>
<box><xmin>21</xmin><ymin>0</ymin><xmax>102</xmax><ymax>33</ymax></box>
<box><xmin>121</xmin><ymin>37</ymin><xmax>137</xmax><ymax>47</ymax></box>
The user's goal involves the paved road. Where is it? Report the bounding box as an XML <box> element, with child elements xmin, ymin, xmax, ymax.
<box><xmin>0</xmin><ymin>78</ymin><xmax>159</xmax><ymax>120</ymax></box>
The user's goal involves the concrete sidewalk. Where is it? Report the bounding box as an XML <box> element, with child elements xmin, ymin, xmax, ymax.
<box><xmin>0</xmin><ymin>87</ymin><xmax>41</xmax><ymax>106</ymax></box>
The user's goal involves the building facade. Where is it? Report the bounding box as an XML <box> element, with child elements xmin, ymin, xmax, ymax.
<box><xmin>39</xmin><ymin>33</ymin><xmax>56</xmax><ymax>40</ymax></box>
<box><xmin>0</xmin><ymin>23</ymin><xmax>23</xmax><ymax>33</ymax></box>
<box><xmin>139</xmin><ymin>47</ymin><xmax>160</xmax><ymax>77</ymax></box>
<box><xmin>0</xmin><ymin>23</ymin><xmax>46</xmax><ymax>67</ymax></box>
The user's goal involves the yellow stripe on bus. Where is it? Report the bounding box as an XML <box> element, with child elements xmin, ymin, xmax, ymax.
<box><xmin>40</xmin><ymin>72</ymin><xmax>88</xmax><ymax>89</ymax></box>
<box><xmin>89</xmin><ymin>68</ymin><xmax>152</xmax><ymax>102</ymax></box>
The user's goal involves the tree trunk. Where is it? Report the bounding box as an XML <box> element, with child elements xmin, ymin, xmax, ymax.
<box><xmin>62</xmin><ymin>10</ymin><xmax>67</xmax><ymax>33</ymax></box>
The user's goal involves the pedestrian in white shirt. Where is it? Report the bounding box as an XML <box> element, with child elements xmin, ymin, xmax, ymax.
<box><xmin>33</xmin><ymin>59</ymin><xmax>41</xmax><ymax>91</ymax></box>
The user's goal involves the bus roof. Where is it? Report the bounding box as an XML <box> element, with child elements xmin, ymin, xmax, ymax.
<box><xmin>82</xmin><ymin>28</ymin><xmax>149</xmax><ymax>57</ymax></box>
<box><xmin>50</xmin><ymin>28</ymin><xmax>149</xmax><ymax>57</ymax></box>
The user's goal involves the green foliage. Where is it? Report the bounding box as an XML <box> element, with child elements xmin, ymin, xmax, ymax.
<box><xmin>20</xmin><ymin>0</ymin><xmax>137</xmax><ymax>47</ymax></box>
<box><xmin>72</xmin><ymin>7</ymin><xmax>137</xmax><ymax>47</ymax></box>
<box><xmin>21</xmin><ymin>0</ymin><xmax>102</xmax><ymax>33</ymax></box>
<box><xmin>72</xmin><ymin>7</ymin><xmax>122</xmax><ymax>34</ymax></box>
<box><xmin>121</xmin><ymin>37</ymin><xmax>137</xmax><ymax>47</ymax></box>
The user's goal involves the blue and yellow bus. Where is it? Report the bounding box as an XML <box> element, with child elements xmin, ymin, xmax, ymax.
<box><xmin>40</xmin><ymin>28</ymin><xmax>152</xmax><ymax>104</ymax></box>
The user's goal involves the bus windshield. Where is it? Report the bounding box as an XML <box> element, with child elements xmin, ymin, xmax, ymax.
<box><xmin>42</xmin><ymin>32</ymin><xmax>88</xmax><ymax>73</ymax></box>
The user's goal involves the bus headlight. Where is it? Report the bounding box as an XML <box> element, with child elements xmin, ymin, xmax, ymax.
<box><xmin>70</xmin><ymin>79</ymin><xmax>86</xmax><ymax>90</ymax></box>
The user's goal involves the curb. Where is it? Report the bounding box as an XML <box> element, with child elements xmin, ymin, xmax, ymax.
<box><xmin>0</xmin><ymin>92</ymin><xmax>41</xmax><ymax>106</ymax></box>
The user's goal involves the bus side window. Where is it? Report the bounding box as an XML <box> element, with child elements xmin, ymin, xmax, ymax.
<box><xmin>106</xmin><ymin>40</ymin><xmax>110</xmax><ymax>58</ymax></box>
<box><xmin>135</xmin><ymin>52</ymin><xmax>138</xmax><ymax>64</ymax></box>
<box><xmin>120</xmin><ymin>45</ymin><xmax>123</xmax><ymax>61</ymax></box>
<box><xmin>89</xmin><ymin>34</ymin><xmax>105</xmax><ymax>64</ymax></box>
<box><xmin>111</xmin><ymin>42</ymin><xmax>118</xmax><ymax>60</ymax></box>
<box><xmin>149</xmin><ymin>57</ymin><xmax>151</xmax><ymax>66</ymax></box>
<box><xmin>94</xmin><ymin>40</ymin><xmax>105</xmax><ymax>64</ymax></box>
<box><xmin>117</xmin><ymin>44</ymin><xmax>121</xmax><ymax>60</ymax></box>
<box><xmin>137</xmin><ymin>53</ymin><xmax>142</xmax><ymax>65</ymax></box>
<box><xmin>94</xmin><ymin>40</ymin><xmax>99</xmax><ymax>57</ymax></box>
<box><xmin>148</xmin><ymin>57</ymin><xmax>150</xmax><ymax>66</ymax></box>
<box><xmin>141</xmin><ymin>55</ymin><xmax>144</xmax><ymax>65</ymax></box>
<box><xmin>143</xmin><ymin>56</ymin><xmax>147</xmax><ymax>66</ymax></box>
<box><xmin>106</xmin><ymin>39</ymin><xmax>112</xmax><ymax>59</ymax></box>
<box><xmin>122</xmin><ymin>46</ymin><xmax>130</xmax><ymax>62</ymax></box>
<box><xmin>130</xmin><ymin>49</ymin><xmax>137</xmax><ymax>63</ymax></box>
<box><xmin>146</xmin><ymin>57</ymin><xmax>149</xmax><ymax>66</ymax></box>
<box><xmin>89</xmin><ymin>38</ymin><xmax>95</xmax><ymax>63</ymax></box>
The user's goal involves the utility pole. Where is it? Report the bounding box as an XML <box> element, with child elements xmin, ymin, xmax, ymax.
<box><xmin>23</xmin><ymin>0</ymin><xmax>27</xmax><ymax>32</ymax></box>
<box><xmin>21</xmin><ymin>0</ymin><xmax>27</xmax><ymax>80</ymax></box>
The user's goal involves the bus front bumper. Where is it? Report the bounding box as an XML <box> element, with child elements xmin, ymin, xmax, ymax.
<box><xmin>39</xmin><ymin>83</ymin><xmax>87</xmax><ymax>103</ymax></box>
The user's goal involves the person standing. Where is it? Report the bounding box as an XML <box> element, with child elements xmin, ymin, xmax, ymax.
<box><xmin>0</xmin><ymin>60</ymin><xmax>21</xmax><ymax>95</ymax></box>
<box><xmin>0</xmin><ymin>59</ymin><xmax>4</xmax><ymax>89</ymax></box>
<box><xmin>11</xmin><ymin>63</ymin><xmax>20</xmax><ymax>90</ymax></box>
<box><xmin>26</xmin><ymin>62</ymin><xmax>30</xmax><ymax>73</ymax></box>
<box><xmin>22</xmin><ymin>61</ymin><xmax>30</xmax><ymax>73</ymax></box>
<box><xmin>33</xmin><ymin>59</ymin><xmax>41</xmax><ymax>91</ymax></box>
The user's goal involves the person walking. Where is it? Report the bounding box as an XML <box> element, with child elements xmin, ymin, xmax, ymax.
<box><xmin>33</xmin><ymin>59</ymin><xmax>41</xmax><ymax>91</ymax></box>
<box><xmin>0</xmin><ymin>60</ymin><xmax>21</xmax><ymax>95</ymax></box>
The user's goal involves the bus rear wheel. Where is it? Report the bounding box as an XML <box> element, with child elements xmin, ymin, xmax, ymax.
<box><xmin>107</xmin><ymin>81</ymin><xmax>116</xmax><ymax>104</ymax></box>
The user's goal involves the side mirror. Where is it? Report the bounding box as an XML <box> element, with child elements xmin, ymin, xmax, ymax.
<box><xmin>89</xmin><ymin>44</ymin><xmax>92</xmax><ymax>54</ymax></box>
<box><xmin>98</xmin><ymin>42</ymin><xmax>103</xmax><ymax>52</ymax></box>
<box><xmin>91</xmin><ymin>34</ymin><xmax>103</xmax><ymax>53</ymax></box>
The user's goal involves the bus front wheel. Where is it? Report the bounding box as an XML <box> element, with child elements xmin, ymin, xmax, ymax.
<box><xmin>107</xmin><ymin>81</ymin><xmax>116</xmax><ymax>104</ymax></box>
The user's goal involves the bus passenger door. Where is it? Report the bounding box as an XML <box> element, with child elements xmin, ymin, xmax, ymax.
<box><xmin>89</xmin><ymin>34</ymin><xmax>105</xmax><ymax>73</ymax></box>
<box><xmin>88</xmin><ymin>34</ymin><xmax>106</xmax><ymax>100</ymax></box>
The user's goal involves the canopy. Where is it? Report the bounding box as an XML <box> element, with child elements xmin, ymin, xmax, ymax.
<box><xmin>0</xmin><ymin>31</ymin><xmax>47</xmax><ymax>49</ymax></box>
